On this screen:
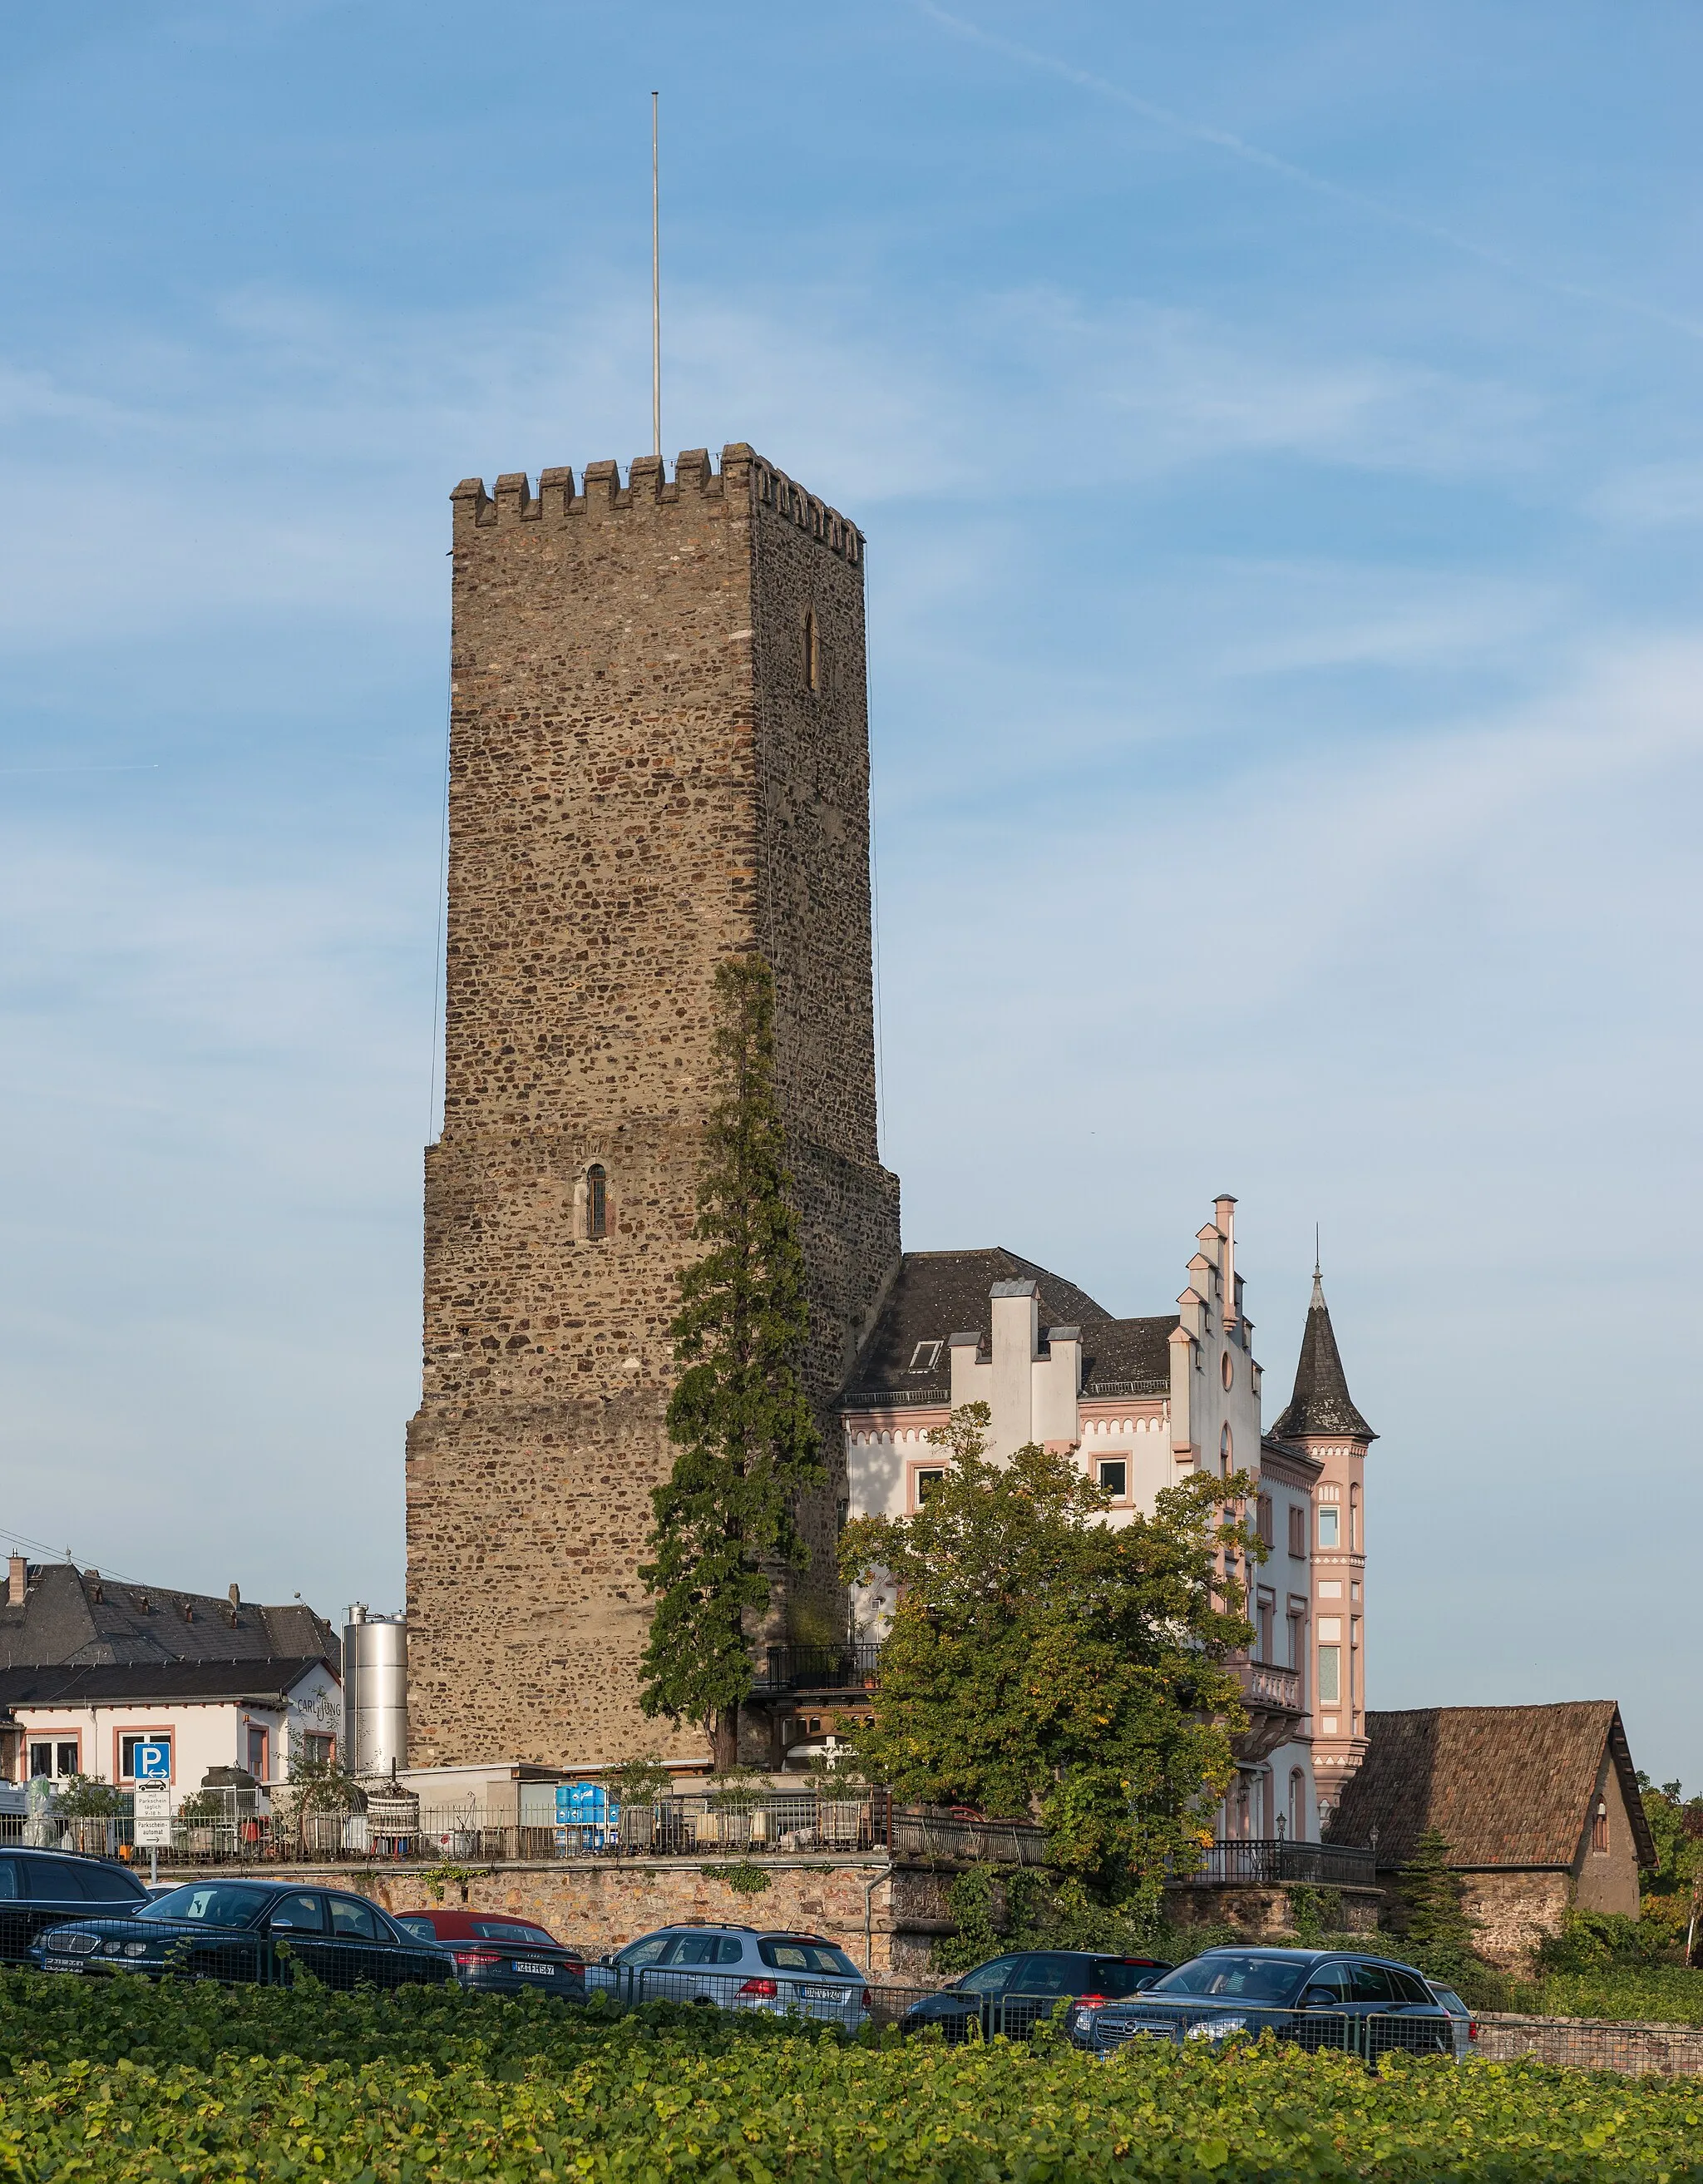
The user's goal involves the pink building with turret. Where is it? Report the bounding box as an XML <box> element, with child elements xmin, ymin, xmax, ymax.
<box><xmin>835</xmin><ymin>1199</ymin><xmax>1376</xmax><ymax>1847</ymax></box>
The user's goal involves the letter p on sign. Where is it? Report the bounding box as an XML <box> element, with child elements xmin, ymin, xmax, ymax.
<box><xmin>133</xmin><ymin>1741</ymin><xmax>170</xmax><ymax>1781</ymax></box>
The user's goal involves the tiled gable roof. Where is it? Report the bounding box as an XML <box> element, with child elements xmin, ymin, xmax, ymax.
<box><xmin>1325</xmin><ymin>1702</ymin><xmax>1655</xmax><ymax>1870</ymax></box>
<box><xmin>1270</xmin><ymin>1274</ymin><xmax>1376</xmax><ymax>1442</ymax></box>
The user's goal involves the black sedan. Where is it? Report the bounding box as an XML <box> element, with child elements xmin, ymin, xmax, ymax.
<box><xmin>901</xmin><ymin>1949</ymin><xmax>1172</xmax><ymax>2042</ymax></box>
<box><xmin>0</xmin><ymin>1846</ymin><xmax>147</xmax><ymax>1963</ymax></box>
<box><xmin>1069</xmin><ymin>1947</ymin><xmax>1456</xmax><ymax>2061</ymax></box>
<box><xmin>29</xmin><ymin>1878</ymin><xmax>456</xmax><ymax>1990</ymax></box>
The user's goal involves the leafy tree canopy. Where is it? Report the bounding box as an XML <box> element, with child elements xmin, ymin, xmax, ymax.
<box><xmin>640</xmin><ymin>956</ymin><xmax>822</xmax><ymax>1769</ymax></box>
<box><xmin>837</xmin><ymin>1403</ymin><xmax>1256</xmax><ymax>1908</ymax></box>
<box><xmin>1636</xmin><ymin>1773</ymin><xmax>1703</xmax><ymax>1895</ymax></box>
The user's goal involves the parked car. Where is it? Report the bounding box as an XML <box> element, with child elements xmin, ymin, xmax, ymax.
<box><xmin>393</xmin><ymin>1909</ymin><xmax>587</xmax><ymax>1999</ymax></box>
<box><xmin>588</xmin><ymin>1925</ymin><xmax>870</xmax><ymax>2028</ymax></box>
<box><xmin>901</xmin><ymin>1951</ymin><xmax>1172</xmax><ymax>2043</ymax></box>
<box><xmin>0</xmin><ymin>1846</ymin><xmax>147</xmax><ymax>1964</ymax></box>
<box><xmin>1069</xmin><ymin>1948</ymin><xmax>1455</xmax><ymax>2061</ymax></box>
<box><xmin>1423</xmin><ymin>1978</ymin><xmax>1479</xmax><ymax>2061</ymax></box>
<box><xmin>29</xmin><ymin>1879</ymin><xmax>455</xmax><ymax>1991</ymax></box>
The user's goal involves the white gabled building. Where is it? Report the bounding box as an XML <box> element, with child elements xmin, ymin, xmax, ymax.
<box><xmin>0</xmin><ymin>1658</ymin><xmax>342</xmax><ymax>1808</ymax></box>
<box><xmin>836</xmin><ymin>1198</ymin><xmax>1375</xmax><ymax>1846</ymax></box>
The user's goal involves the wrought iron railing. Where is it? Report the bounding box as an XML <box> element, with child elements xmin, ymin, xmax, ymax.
<box><xmin>28</xmin><ymin>1791</ymin><xmax>1047</xmax><ymax>1873</ymax></box>
<box><xmin>837</xmin><ymin>1387</ymin><xmax>951</xmax><ymax>1411</ymax></box>
<box><xmin>1181</xmin><ymin>1837</ymin><xmax>1377</xmax><ymax>1888</ymax></box>
<box><xmin>756</xmin><ymin>1643</ymin><xmax>881</xmax><ymax>1692</ymax></box>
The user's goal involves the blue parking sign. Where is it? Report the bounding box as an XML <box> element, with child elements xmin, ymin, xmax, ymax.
<box><xmin>132</xmin><ymin>1740</ymin><xmax>170</xmax><ymax>1781</ymax></box>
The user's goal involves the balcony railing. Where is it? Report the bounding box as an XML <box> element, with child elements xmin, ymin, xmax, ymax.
<box><xmin>1182</xmin><ymin>1837</ymin><xmax>1377</xmax><ymax>1889</ymax></box>
<box><xmin>1239</xmin><ymin>1661</ymin><xmax>1303</xmax><ymax>1712</ymax></box>
<box><xmin>755</xmin><ymin>1643</ymin><xmax>882</xmax><ymax>1693</ymax></box>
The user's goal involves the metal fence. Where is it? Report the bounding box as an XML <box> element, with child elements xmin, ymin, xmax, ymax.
<box><xmin>22</xmin><ymin>1921</ymin><xmax>1703</xmax><ymax>2076</ymax></box>
<box><xmin>1179</xmin><ymin>1839</ymin><xmax>1378</xmax><ymax>1889</ymax></box>
<box><xmin>1474</xmin><ymin>2011</ymin><xmax>1703</xmax><ymax>2078</ymax></box>
<box><xmin>9</xmin><ymin>1793</ymin><xmax>1048</xmax><ymax>1871</ymax></box>
<box><xmin>755</xmin><ymin>1644</ymin><xmax>881</xmax><ymax>1693</ymax></box>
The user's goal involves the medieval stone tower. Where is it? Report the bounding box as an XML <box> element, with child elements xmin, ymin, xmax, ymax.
<box><xmin>405</xmin><ymin>443</ymin><xmax>902</xmax><ymax>1768</ymax></box>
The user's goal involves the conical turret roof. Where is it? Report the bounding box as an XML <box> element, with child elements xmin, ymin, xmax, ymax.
<box><xmin>1270</xmin><ymin>1269</ymin><xmax>1376</xmax><ymax>1443</ymax></box>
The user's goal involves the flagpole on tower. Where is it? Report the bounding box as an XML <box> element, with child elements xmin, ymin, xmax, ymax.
<box><xmin>651</xmin><ymin>91</ymin><xmax>661</xmax><ymax>462</ymax></box>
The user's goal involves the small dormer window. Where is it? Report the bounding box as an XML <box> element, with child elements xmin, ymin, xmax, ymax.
<box><xmin>907</xmin><ymin>1340</ymin><xmax>940</xmax><ymax>1374</ymax></box>
<box><xmin>586</xmin><ymin>1164</ymin><xmax>607</xmax><ymax>1241</ymax></box>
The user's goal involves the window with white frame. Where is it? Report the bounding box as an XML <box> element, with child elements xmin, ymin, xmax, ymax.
<box><xmin>119</xmin><ymin>1731</ymin><xmax>173</xmax><ymax>1781</ymax></box>
<box><xmin>1317</xmin><ymin>1505</ymin><xmax>1340</xmax><ymax>1549</ymax></box>
<box><xmin>1316</xmin><ymin>1645</ymin><xmax>1342</xmax><ymax>1705</ymax></box>
<box><xmin>1097</xmin><ymin>1458</ymin><xmax>1128</xmax><ymax>1500</ymax></box>
<box><xmin>906</xmin><ymin>1341</ymin><xmax>941</xmax><ymax>1374</ymax></box>
<box><xmin>27</xmin><ymin>1738</ymin><xmax>80</xmax><ymax>1780</ymax></box>
<box><xmin>912</xmin><ymin>1467</ymin><xmax>946</xmax><ymax>1508</ymax></box>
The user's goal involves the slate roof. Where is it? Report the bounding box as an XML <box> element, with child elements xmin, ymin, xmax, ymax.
<box><xmin>0</xmin><ymin>1658</ymin><xmax>330</xmax><ymax>1708</ymax></box>
<box><xmin>0</xmin><ymin>1563</ymin><xmax>339</xmax><ymax>1675</ymax></box>
<box><xmin>1269</xmin><ymin>1273</ymin><xmax>1377</xmax><ymax>1442</ymax></box>
<box><xmin>1324</xmin><ymin>1702</ymin><xmax>1655</xmax><ymax>1871</ymax></box>
<box><xmin>839</xmin><ymin>1248</ymin><xmax>1177</xmax><ymax>1404</ymax></box>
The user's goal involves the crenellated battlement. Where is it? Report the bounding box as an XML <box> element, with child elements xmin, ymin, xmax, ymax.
<box><xmin>451</xmin><ymin>442</ymin><xmax>863</xmax><ymax>565</ymax></box>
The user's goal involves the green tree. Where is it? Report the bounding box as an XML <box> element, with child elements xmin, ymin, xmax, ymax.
<box><xmin>53</xmin><ymin>1773</ymin><xmax>126</xmax><ymax>1820</ymax></box>
<box><xmin>838</xmin><ymin>1403</ymin><xmax>1255</xmax><ymax>1912</ymax></box>
<box><xmin>286</xmin><ymin>1757</ymin><xmax>364</xmax><ymax>1856</ymax></box>
<box><xmin>639</xmin><ymin>956</ymin><xmax>822</xmax><ymax>1771</ymax></box>
<box><xmin>1390</xmin><ymin>1826</ymin><xmax>1478</xmax><ymax>1952</ymax></box>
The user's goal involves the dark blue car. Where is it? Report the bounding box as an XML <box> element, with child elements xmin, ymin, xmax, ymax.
<box><xmin>901</xmin><ymin>1950</ymin><xmax>1172</xmax><ymax>2042</ymax></box>
<box><xmin>30</xmin><ymin>1877</ymin><xmax>455</xmax><ymax>1991</ymax></box>
<box><xmin>1069</xmin><ymin>1947</ymin><xmax>1455</xmax><ymax>2061</ymax></box>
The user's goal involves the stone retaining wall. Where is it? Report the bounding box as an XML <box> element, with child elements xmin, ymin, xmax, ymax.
<box><xmin>162</xmin><ymin>1856</ymin><xmax>951</xmax><ymax>1981</ymax></box>
<box><xmin>1162</xmin><ymin>1881</ymin><xmax>1383</xmax><ymax>1935</ymax></box>
<box><xmin>1475</xmin><ymin>2011</ymin><xmax>1703</xmax><ymax>2077</ymax></box>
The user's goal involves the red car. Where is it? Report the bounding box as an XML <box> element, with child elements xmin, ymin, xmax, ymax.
<box><xmin>392</xmin><ymin>1908</ymin><xmax>587</xmax><ymax>2000</ymax></box>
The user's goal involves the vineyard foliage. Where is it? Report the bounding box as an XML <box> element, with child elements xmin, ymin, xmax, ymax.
<box><xmin>1</xmin><ymin>1974</ymin><xmax>1702</xmax><ymax>2181</ymax></box>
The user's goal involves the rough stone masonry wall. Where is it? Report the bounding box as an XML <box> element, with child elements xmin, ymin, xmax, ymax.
<box><xmin>280</xmin><ymin>1858</ymin><xmax>950</xmax><ymax>1981</ymax></box>
<box><xmin>405</xmin><ymin>445</ymin><xmax>901</xmax><ymax>1771</ymax></box>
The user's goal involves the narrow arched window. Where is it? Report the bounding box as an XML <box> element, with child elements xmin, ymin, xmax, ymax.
<box><xmin>1220</xmin><ymin>1423</ymin><xmax>1233</xmax><ymax>1477</ymax></box>
<box><xmin>586</xmin><ymin>1164</ymin><xmax>607</xmax><ymax>1241</ymax></box>
<box><xmin>802</xmin><ymin>610</ymin><xmax>819</xmax><ymax>692</ymax></box>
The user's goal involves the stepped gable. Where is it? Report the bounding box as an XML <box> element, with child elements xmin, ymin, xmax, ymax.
<box><xmin>842</xmin><ymin>1248</ymin><xmax>1177</xmax><ymax>1401</ymax></box>
<box><xmin>1325</xmin><ymin>1702</ymin><xmax>1654</xmax><ymax>1870</ymax></box>
<box><xmin>1270</xmin><ymin>1271</ymin><xmax>1377</xmax><ymax>1442</ymax></box>
<box><xmin>0</xmin><ymin>1563</ymin><xmax>338</xmax><ymax>1673</ymax></box>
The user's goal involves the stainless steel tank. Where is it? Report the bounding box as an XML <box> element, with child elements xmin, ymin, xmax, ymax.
<box><xmin>342</xmin><ymin>1604</ymin><xmax>407</xmax><ymax>1777</ymax></box>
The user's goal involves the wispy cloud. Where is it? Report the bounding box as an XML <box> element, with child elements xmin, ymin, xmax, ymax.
<box><xmin>908</xmin><ymin>0</ymin><xmax>1703</xmax><ymax>345</ymax></box>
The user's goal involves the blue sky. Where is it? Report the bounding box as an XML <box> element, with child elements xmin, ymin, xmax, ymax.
<box><xmin>2</xmin><ymin>3</ymin><xmax>1700</xmax><ymax>1779</ymax></box>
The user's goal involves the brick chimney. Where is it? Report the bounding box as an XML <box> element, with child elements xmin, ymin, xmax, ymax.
<box><xmin>7</xmin><ymin>1557</ymin><xmax>26</xmax><ymax>1608</ymax></box>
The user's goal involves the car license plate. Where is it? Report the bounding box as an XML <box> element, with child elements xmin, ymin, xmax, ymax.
<box><xmin>804</xmin><ymin>1985</ymin><xmax>844</xmax><ymax>2001</ymax></box>
<box><xmin>513</xmin><ymin>1959</ymin><xmax>555</xmax><ymax>1976</ymax></box>
<box><xmin>43</xmin><ymin>1959</ymin><xmax>81</xmax><ymax>1974</ymax></box>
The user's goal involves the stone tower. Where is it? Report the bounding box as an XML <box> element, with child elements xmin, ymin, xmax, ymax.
<box><xmin>405</xmin><ymin>444</ymin><xmax>902</xmax><ymax>1769</ymax></box>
